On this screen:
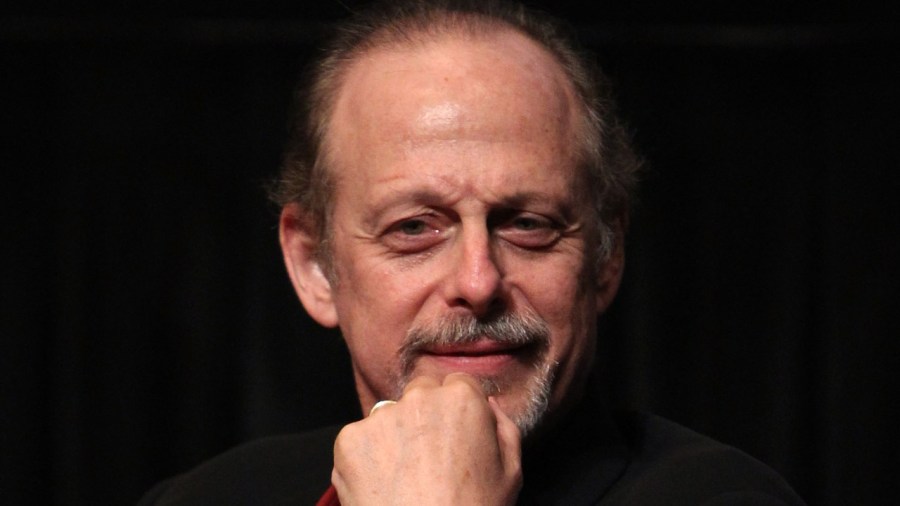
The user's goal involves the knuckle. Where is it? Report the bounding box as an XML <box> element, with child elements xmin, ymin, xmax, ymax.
<box><xmin>404</xmin><ymin>375</ymin><xmax>438</xmax><ymax>391</ymax></box>
<box><xmin>401</xmin><ymin>385</ymin><xmax>429</xmax><ymax>405</ymax></box>
<box><xmin>444</xmin><ymin>373</ymin><xmax>482</xmax><ymax>394</ymax></box>
<box><xmin>444</xmin><ymin>383</ymin><xmax>491</xmax><ymax>421</ymax></box>
<box><xmin>334</xmin><ymin>422</ymin><xmax>361</xmax><ymax>454</ymax></box>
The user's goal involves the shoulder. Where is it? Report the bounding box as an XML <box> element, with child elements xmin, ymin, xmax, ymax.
<box><xmin>603</xmin><ymin>412</ymin><xmax>806</xmax><ymax>506</ymax></box>
<box><xmin>138</xmin><ymin>425</ymin><xmax>342</xmax><ymax>506</ymax></box>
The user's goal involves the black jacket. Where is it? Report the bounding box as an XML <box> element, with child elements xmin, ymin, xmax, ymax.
<box><xmin>139</xmin><ymin>389</ymin><xmax>805</xmax><ymax>505</ymax></box>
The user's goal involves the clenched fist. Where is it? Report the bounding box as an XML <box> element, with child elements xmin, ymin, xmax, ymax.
<box><xmin>331</xmin><ymin>373</ymin><xmax>523</xmax><ymax>505</ymax></box>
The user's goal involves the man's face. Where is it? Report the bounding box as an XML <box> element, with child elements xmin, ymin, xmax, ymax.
<box><xmin>285</xmin><ymin>31</ymin><xmax>621</xmax><ymax>432</ymax></box>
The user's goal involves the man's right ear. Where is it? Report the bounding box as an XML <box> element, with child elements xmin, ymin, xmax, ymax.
<box><xmin>279</xmin><ymin>204</ymin><xmax>339</xmax><ymax>328</ymax></box>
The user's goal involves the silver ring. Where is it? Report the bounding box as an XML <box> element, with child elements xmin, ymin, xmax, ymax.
<box><xmin>368</xmin><ymin>399</ymin><xmax>397</xmax><ymax>416</ymax></box>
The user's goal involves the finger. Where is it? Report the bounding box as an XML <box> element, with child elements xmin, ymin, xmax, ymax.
<box><xmin>488</xmin><ymin>396</ymin><xmax>523</xmax><ymax>477</ymax></box>
<box><xmin>368</xmin><ymin>399</ymin><xmax>398</xmax><ymax>417</ymax></box>
<box><xmin>441</xmin><ymin>373</ymin><xmax>493</xmax><ymax>413</ymax></box>
<box><xmin>330</xmin><ymin>467</ymin><xmax>347</xmax><ymax>503</ymax></box>
<box><xmin>401</xmin><ymin>374</ymin><xmax>441</xmax><ymax>396</ymax></box>
<box><xmin>331</xmin><ymin>423</ymin><xmax>363</xmax><ymax>498</ymax></box>
<box><xmin>441</xmin><ymin>371</ymin><xmax>485</xmax><ymax>392</ymax></box>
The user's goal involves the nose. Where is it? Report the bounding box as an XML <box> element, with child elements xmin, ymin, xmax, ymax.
<box><xmin>444</xmin><ymin>224</ymin><xmax>504</xmax><ymax>316</ymax></box>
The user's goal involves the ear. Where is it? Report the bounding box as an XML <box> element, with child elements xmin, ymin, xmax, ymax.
<box><xmin>279</xmin><ymin>204</ymin><xmax>339</xmax><ymax>328</ymax></box>
<box><xmin>595</xmin><ymin>216</ymin><xmax>626</xmax><ymax>314</ymax></box>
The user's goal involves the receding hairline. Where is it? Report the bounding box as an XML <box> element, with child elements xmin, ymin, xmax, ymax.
<box><xmin>333</xmin><ymin>6</ymin><xmax>554</xmax><ymax>61</ymax></box>
<box><xmin>326</xmin><ymin>27</ymin><xmax>584</xmax><ymax>155</ymax></box>
<box><xmin>318</xmin><ymin>19</ymin><xmax>593</xmax><ymax>190</ymax></box>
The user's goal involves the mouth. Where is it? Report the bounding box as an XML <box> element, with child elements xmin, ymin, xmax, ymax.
<box><xmin>398</xmin><ymin>311</ymin><xmax>551</xmax><ymax>386</ymax></box>
<box><xmin>418</xmin><ymin>339</ymin><xmax>536</xmax><ymax>376</ymax></box>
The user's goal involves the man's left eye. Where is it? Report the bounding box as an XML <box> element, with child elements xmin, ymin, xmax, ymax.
<box><xmin>498</xmin><ymin>214</ymin><xmax>561</xmax><ymax>249</ymax></box>
<box><xmin>512</xmin><ymin>217</ymin><xmax>541</xmax><ymax>230</ymax></box>
<box><xmin>398</xmin><ymin>219</ymin><xmax>428</xmax><ymax>235</ymax></box>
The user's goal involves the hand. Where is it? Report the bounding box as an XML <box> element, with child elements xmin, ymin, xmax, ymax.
<box><xmin>331</xmin><ymin>373</ymin><xmax>523</xmax><ymax>505</ymax></box>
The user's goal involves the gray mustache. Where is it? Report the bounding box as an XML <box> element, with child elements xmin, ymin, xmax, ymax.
<box><xmin>400</xmin><ymin>311</ymin><xmax>551</xmax><ymax>368</ymax></box>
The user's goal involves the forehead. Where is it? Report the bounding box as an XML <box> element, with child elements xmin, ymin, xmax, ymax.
<box><xmin>326</xmin><ymin>29</ymin><xmax>582</xmax><ymax>192</ymax></box>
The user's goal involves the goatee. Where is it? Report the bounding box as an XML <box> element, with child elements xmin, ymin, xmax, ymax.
<box><xmin>394</xmin><ymin>310</ymin><xmax>556</xmax><ymax>437</ymax></box>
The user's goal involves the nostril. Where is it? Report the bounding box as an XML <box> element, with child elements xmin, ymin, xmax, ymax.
<box><xmin>451</xmin><ymin>294</ymin><xmax>505</xmax><ymax>318</ymax></box>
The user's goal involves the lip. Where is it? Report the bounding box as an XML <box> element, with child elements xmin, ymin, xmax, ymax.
<box><xmin>424</xmin><ymin>339</ymin><xmax>525</xmax><ymax>356</ymax></box>
<box><xmin>418</xmin><ymin>339</ymin><xmax>531</xmax><ymax>376</ymax></box>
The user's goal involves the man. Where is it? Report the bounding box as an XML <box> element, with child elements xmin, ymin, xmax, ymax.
<box><xmin>140</xmin><ymin>1</ymin><xmax>806</xmax><ymax>504</ymax></box>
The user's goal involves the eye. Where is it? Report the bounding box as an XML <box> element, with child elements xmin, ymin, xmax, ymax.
<box><xmin>381</xmin><ymin>215</ymin><xmax>447</xmax><ymax>253</ymax></box>
<box><xmin>398</xmin><ymin>219</ymin><xmax>428</xmax><ymax>235</ymax></box>
<box><xmin>512</xmin><ymin>216</ymin><xmax>541</xmax><ymax>231</ymax></box>
<box><xmin>496</xmin><ymin>213</ymin><xmax>561</xmax><ymax>249</ymax></box>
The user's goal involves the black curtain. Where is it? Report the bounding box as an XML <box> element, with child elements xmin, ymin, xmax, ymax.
<box><xmin>2</xmin><ymin>1</ymin><xmax>898</xmax><ymax>505</ymax></box>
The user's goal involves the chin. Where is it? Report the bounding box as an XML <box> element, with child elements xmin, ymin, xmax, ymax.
<box><xmin>386</xmin><ymin>352</ymin><xmax>559</xmax><ymax>437</ymax></box>
<box><xmin>459</xmin><ymin>360</ymin><xmax>557</xmax><ymax>438</ymax></box>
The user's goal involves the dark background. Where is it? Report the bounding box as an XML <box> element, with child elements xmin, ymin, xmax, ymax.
<box><xmin>2</xmin><ymin>1</ymin><xmax>898</xmax><ymax>505</ymax></box>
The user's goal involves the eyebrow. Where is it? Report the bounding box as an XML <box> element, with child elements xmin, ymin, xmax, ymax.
<box><xmin>499</xmin><ymin>191</ymin><xmax>561</xmax><ymax>208</ymax></box>
<box><xmin>371</xmin><ymin>185</ymin><xmax>567</xmax><ymax>209</ymax></box>
<box><xmin>369</xmin><ymin>188</ymin><xmax>449</xmax><ymax>210</ymax></box>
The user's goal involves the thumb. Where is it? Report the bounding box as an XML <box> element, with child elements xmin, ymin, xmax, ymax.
<box><xmin>488</xmin><ymin>396</ymin><xmax>523</xmax><ymax>479</ymax></box>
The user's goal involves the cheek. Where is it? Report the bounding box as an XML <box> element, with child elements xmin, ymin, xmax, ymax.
<box><xmin>331</xmin><ymin>253</ymin><xmax>434</xmax><ymax>356</ymax></box>
<box><xmin>521</xmin><ymin>246</ymin><xmax>584</xmax><ymax>299</ymax></box>
<box><xmin>523</xmin><ymin>263</ymin><xmax>596</xmax><ymax>356</ymax></box>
